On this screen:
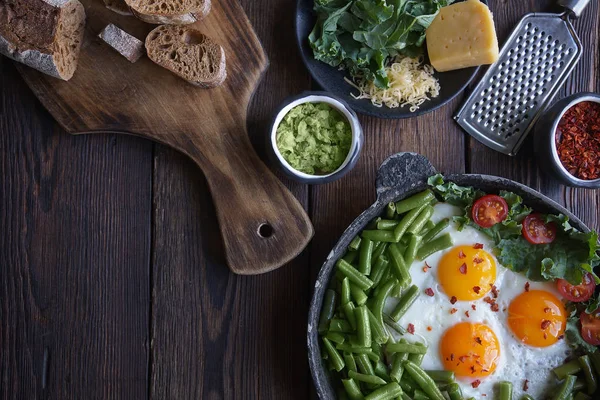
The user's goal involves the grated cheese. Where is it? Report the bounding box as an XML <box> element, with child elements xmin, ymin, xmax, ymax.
<box><xmin>345</xmin><ymin>56</ymin><xmax>440</xmax><ymax>112</ymax></box>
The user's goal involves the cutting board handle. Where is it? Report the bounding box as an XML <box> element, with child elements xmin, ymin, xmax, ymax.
<box><xmin>183</xmin><ymin>127</ymin><xmax>314</xmax><ymax>275</ymax></box>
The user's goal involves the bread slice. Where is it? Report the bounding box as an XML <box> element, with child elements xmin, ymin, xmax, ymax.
<box><xmin>0</xmin><ymin>0</ymin><xmax>86</xmax><ymax>81</ymax></box>
<box><xmin>103</xmin><ymin>0</ymin><xmax>132</xmax><ymax>16</ymax></box>
<box><xmin>146</xmin><ymin>25</ymin><xmax>226</xmax><ymax>88</ymax></box>
<box><xmin>99</xmin><ymin>24</ymin><xmax>144</xmax><ymax>63</ymax></box>
<box><xmin>125</xmin><ymin>0</ymin><xmax>210</xmax><ymax>24</ymax></box>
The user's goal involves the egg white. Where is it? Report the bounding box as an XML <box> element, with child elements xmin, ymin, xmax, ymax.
<box><xmin>384</xmin><ymin>203</ymin><xmax>572</xmax><ymax>399</ymax></box>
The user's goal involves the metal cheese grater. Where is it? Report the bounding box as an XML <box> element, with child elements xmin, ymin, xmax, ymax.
<box><xmin>454</xmin><ymin>0</ymin><xmax>592</xmax><ymax>156</ymax></box>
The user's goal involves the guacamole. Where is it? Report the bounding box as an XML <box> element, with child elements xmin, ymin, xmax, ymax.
<box><xmin>276</xmin><ymin>102</ymin><xmax>352</xmax><ymax>175</ymax></box>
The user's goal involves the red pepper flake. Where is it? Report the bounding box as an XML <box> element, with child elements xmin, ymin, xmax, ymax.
<box><xmin>472</xmin><ymin>380</ymin><xmax>481</xmax><ymax>388</ymax></box>
<box><xmin>556</xmin><ymin>101</ymin><xmax>600</xmax><ymax>180</ymax></box>
<box><xmin>472</xmin><ymin>304</ymin><xmax>477</xmax><ymax>310</ymax></box>
<box><xmin>470</xmin><ymin>365</ymin><xmax>476</xmax><ymax>374</ymax></box>
<box><xmin>541</xmin><ymin>320</ymin><xmax>551</xmax><ymax>330</ymax></box>
<box><xmin>473</xmin><ymin>286</ymin><xmax>481</xmax><ymax>294</ymax></box>
<box><xmin>459</xmin><ymin>355</ymin><xmax>468</xmax><ymax>363</ymax></box>
<box><xmin>422</xmin><ymin>262</ymin><xmax>432</xmax><ymax>272</ymax></box>
<box><xmin>523</xmin><ymin>380</ymin><xmax>529</xmax><ymax>392</ymax></box>
<box><xmin>558</xmin><ymin>334</ymin><xmax>565</xmax><ymax>340</ymax></box>
<box><xmin>450</xmin><ymin>308</ymin><xmax>458</xmax><ymax>314</ymax></box>
<box><xmin>459</xmin><ymin>263</ymin><xmax>468</xmax><ymax>274</ymax></box>
<box><xmin>450</xmin><ymin>296</ymin><xmax>458</xmax><ymax>304</ymax></box>
<box><xmin>544</xmin><ymin>307</ymin><xmax>551</xmax><ymax>313</ymax></box>
<box><xmin>491</xmin><ymin>303</ymin><xmax>499</xmax><ymax>312</ymax></box>
<box><xmin>425</xmin><ymin>288</ymin><xmax>435</xmax><ymax>297</ymax></box>
<box><xmin>474</xmin><ymin>336</ymin><xmax>482</xmax><ymax>345</ymax></box>
<box><xmin>491</xmin><ymin>285</ymin><xmax>499</xmax><ymax>298</ymax></box>
<box><xmin>484</xmin><ymin>296</ymin><xmax>493</xmax><ymax>304</ymax></box>
<box><xmin>465</xmin><ymin>310</ymin><xmax>470</xmax><ymax>317</ymax></box>
<box><xmin>427</xmin><ymin>326</ymin><xmax>433</xmax><ymax>331</ymax></box>
<box><xmin>473</xmin><ymin>243</ymin><xmax>484</xmax><ymax>249</ymax></box>
<box><xmin>407</xmin><ymin>323</ymin><xmax>415</xmax><ymax>334</ymax></box>
<box><xmin>544</xmin><ymin>332</ymin><xmax>548</xmax><ymax>340</ymax></box>
<box><xmin>458</xmin><ymin>250</ymin><xmax>466</xmax><ymax>259</ymax></box>
<box><xmin>473</xmin><ymin>257</ymin><xmax>484</xmax><ymax>264</ymax></box>
<box><xmin>422</xmin><ymin>266</ymin><xmax>428</xmax><ymax>272</ymax></box>
<box><xmin>525</xmin><ymin>282</ymin><xmax>530</xmax><ymax>292</ymax></box>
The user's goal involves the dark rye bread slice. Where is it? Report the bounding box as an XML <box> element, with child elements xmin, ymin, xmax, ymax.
<box><xmin>146</xmin><ymin>25</ymin><xmax>226</xmax><ymax>88</ymax></box>
<box><xmin>103</xmin><ymin>0</ymin><xmax>132</xmax><ymax>16</ymax></box>
<box><xmin>125</xmin><ymin>0</ymin><xmax>210</xmax><ymax>24</ymax></box>
<box><xmin>0</xmin><ymin>0</ymin><xmax>86</xmax><ymax>81</ymax></box>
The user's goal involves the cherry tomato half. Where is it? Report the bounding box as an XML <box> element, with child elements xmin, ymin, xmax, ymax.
<box><xmin>522</xmin><ymin>214</ymin><xmax>556</xmax><ymax>244</ymax></box>
<box><xmin>471</xmin><ymin>195</ymin><xmax>509</xmax><ymax>228</ymax></box>
<box><xmin>557</xmin><ymin>273</ymin><xmax>596</xmax><ymax>302</ymax></box>
<box><xmin>580</xmin><ymin>308</ymin><xmax>600</xmax><ymax>346</ymax></box>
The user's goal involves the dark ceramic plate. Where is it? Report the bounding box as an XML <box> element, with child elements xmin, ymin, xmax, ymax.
<box><xmin>307</xmin><ymin>152</ymin><xmax>594</xmax><ymax>399</ymax></box>
<box><xmin>295</xmin><ymin>0</ymin><xmax>485</xmax><ymax>119</ymax></box>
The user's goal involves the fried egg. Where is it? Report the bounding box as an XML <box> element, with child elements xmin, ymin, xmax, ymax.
<box><xmin>384</xmin><ymin>203</ymin><xmax>571</xmax><ymax>399</ymax></box>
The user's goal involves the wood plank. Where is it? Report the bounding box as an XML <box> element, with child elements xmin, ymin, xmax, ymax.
<box><xmin>149</xmin><ymin>0</ymin><xmax>311</xmax><ymax>398</ymax></box>
<box><xmin>467</xmin><ymin>0</ymin><xmax>600</xmax><ymax>231</ymax></box>
<box><xmin>0</xmin><ymin>59</ymin><xmax>152</xmax><ymax>399</ymax></box>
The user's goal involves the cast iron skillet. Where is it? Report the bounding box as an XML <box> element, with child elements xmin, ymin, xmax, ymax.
<box><xmin>307</xmin><ymin>152</ymin><xmax>593</xmax><ymax>399</ymax></box>
<box><xmin>295</xmin><ymin>0</ymin><xmax>485</xmax><ymax>119</ymax></box>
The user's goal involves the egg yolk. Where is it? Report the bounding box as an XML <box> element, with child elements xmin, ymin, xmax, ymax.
<box><xmin>440</xmin><ymin>322</ymin><xmax>500</xmax><ymax>377</ymax></box>
<box><xmin>508</xmin><ymin>290</ymin><xmax>566</xmax><ymax>347</ymax></box>
<box><xmin>438</xmin><ymin>245</ymin><xmax>496</xmax><ymax>300</ymax></box>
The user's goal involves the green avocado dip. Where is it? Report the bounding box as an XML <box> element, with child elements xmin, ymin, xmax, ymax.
<box><xmin>276</xmin><ymin>102</ymin><xmax>352</xmax><ymax>175</ymax></box>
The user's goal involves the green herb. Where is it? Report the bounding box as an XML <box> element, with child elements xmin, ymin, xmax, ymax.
<box><xmin>308</xmin><ymin>0</ymin><xmax>453</xmax><ymax>88</ymax></box>
<box><xmin>276</xmin><ymin>102</ymin><xmax>352</xmax><ymax>175</ymax></box>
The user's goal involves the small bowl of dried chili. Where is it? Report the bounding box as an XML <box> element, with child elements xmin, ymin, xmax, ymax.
<box><xmin>534</xmin><ymin>92</ymin><xmax>600</xmax><ymax>188</ymax></box>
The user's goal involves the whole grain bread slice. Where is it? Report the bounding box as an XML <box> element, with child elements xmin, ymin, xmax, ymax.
<box><xmin>0</xmin><ymin>0</ymin><xmax>86</xmax><ymax>81</ymax></box>
<box><xmin>126</xmin><ymin>0</ymin><xmax>210</xmax><ymax>24</ymax></box>
<box><xmin>146</xmin><ymin>25</ymin><xmax>226</xmax><ymax>88</ymax></box>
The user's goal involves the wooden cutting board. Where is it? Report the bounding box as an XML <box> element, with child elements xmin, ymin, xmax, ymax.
<box><xmin>16</xmin><ymin>0</ymin><xmax>314</xmax><ymax>275</ymax></box>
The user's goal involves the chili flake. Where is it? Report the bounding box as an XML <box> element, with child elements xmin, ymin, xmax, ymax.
<box><xmin>458</xmin><ymin>250</ymin><xmax>466</xmax><ymax>259</ymax></box>
<box><xmin>556</xmin><ymin>101</ymin><xmax>600</xmax><ymax>180</ymax></box>
<box><xmin>459</xmin><ymin>263</ymin><xmax>468</xmax><ymax>274</ymax></box>
<box><xmin>407</xmin><ymin>323</ymin><xmax>415</xmax><ymax>334</ymax></box>
<box><xmin>450</xmin><ymin>296</ymin><xmax>458</xmax><ymax>304</ymax></box>
<box><xmin>525</xmin><ymin>282</ymin><xmax>530</xmax><ymax>292</ymax></box>
<box><xmin>472</xmin><ymin>380</ymin><xmax>481</xmax><ymax>388</ymax></box>
<box><xmin>473</xmin><ymin>243</ymin><xmax>484</xmax><ymax>249</ymax></box>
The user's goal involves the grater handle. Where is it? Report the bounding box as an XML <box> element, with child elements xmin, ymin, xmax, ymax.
<box><xmin>558</xmin><ymin>0</ymin><xmax>591</xmax><ymax>18</ymax></box>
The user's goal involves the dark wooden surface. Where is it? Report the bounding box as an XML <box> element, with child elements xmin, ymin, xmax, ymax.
<box><xmin>1</xmin><ymin>0</ymin><xmax>598</xmax><ymax>398</ymax></box>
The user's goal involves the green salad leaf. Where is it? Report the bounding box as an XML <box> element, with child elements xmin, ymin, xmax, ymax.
<box><xmin>309</xmin><ymin>0</ymin><xmax>453</xmax><ymax>88</ymax></box>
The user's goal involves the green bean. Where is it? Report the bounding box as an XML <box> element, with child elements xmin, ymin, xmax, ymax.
<box><xmin>343</xmin><ymin>302</ymin><xmax>357</xmax><ymax>330</ymax></box>
<box><xmin>374</xmin><ymin>359</ymin><xmax>391</xmax><ymax>382</ymax></box>
<box><xmin>386</xmin><ymin>202</ymin><xmax>397</xmax><ymax>219</ymax></box>
<box><xmin>574</xmin><ymin>393</ymin><xmax>592</xmax><ymax>400</ymax></box>
<box><xmin>356</xmin><ymin>305</ymin><xmax>372</xmax><ymax>348</ymax></box>
<box><xmin>367</xmin><ymin>350</ymin><xmax>381</xmax><ymax>363</ymax></box>
<box><xmin>394</xmin><ymin>203</ymin><xmax>428</xmax><ymax>242</ymax></box>
<box><xmin>422</xmin><ymin>218</ymin><xmax>449</xmax><ymax>243</ymax></box>
<box><xmin>446</xmin><ymin>382</ymin><xmax>463</xmax><ymax>400</ymax></box>
<box><xmin>383</xmin><ymin>313</ymin><xmax>407</xmax><ymax>335</ymax></box>
<box><xmin>573</xmin><ymin>379</ymin><xmax>586</xmax><ymax>392</ymax></box>
<box><xmin>425</xmin><ymin>370</ymin><xmax>455</xmax><ymax>384</ymax></box>
<box><xmin>391</xmin><ymin>280</ymin><xmax>405</xmax><ymax>298</ymax></box>
<box><xmin>401</xmin><ymin>393</ymin><xmax>412</xmax><ymax>400</ymax></box>
<box><xmin>338</xmin><ymin>259</ymin><xmax>374</xmax><ymax>290</ymax></box>
<box><xmin>350</xmin><ymin>284</ymin><xmax>368</xmax><ymax>306</ymax></box>
<box><xmin>413</xmin><ymin>390</ymin><xmax>429</xmax><ymax>400</ymax></box>
<box><xmin>552</xmin><ymin>375</ymin><xmax>577</xmax><ymax>400</ymax></box>
<box><xmin>391</xmin><ymin>285</ymin><xmax>420</xmax><ymax>322</ymax></box>
<box><xmin>416</xmin><ymin>233</ymin><xmax>453</xmax><ymax>261</ymax></box>
<box><xmin>590</xmin><ymin>352</ymin><xmax>600</xmax><ymax>377</ymax></box>
<box><xmin>373</xmin><ymin>243</ymin><xmax>389</xmax><ymax>264</ymax></box>
<box><xmin>520</xmin><ymin>395</ymin><xmax>534</xmax><ymax>400</ymax></box>
<box><xmin>349</xmin><ymin>236</ymin><xmax>362</xmax><ymax>251</ymax></box>
<box><xmin>359</xmin><ymin>238</ymin><xmax>375</xmax><ymax>275</ymax></box>
<box><xmin>356</xmin><ymin>353</ymin><xmax>375</xmax><ymax>375</ymax></box>
<box><xmin>403</xmin><ymin>360</ymin><xmax>445</xmax><ymax>400</ymax></box>
<box><xmin>370</xmin><ymin>256</ymin><xmax>390</xmax><ymax>288</ymax></box>
<box><xmin>407</xmin><ymin>343</ymin><xmax>427</xmax><ymax>365</ymax></box>
<box><xmin>343</xmin><ymin>250</ymin><xmax>359</xmax><ymax>265</ymax></box>
<box><xmin>367</xmin><ymin>307</ymin><xmax>389</xmax><ymax>345</ymax></box>
<box><xmin>378</xmin><ymin>219</ymin><xmax>400</xmax><ymax>230</ymax></box>
<box><xmin>318</xmin><ymin>289</ymin><xmax>337</xmax><ymax>334</ymax></box>
<box><xmin>553</xmin><ymin>360</ymin><xmax>582</xmax><ymax>380</ymax></box>
<box><xmin>403</xmin><ymin>234</ymin><xmax>422</xmax><ymax>267</ymax></box>
<box><xmin>348</xmin><ymin>370</ymin><xmax>387</xmax><ymax>386</ymax></box>
<box><xmin>399</xmin><ymin>375</ymin><xmax>418</xmax><ymax>395</ymax></box>
<box><xmin>325</xmin><ymin>331</ymin><xmax>345</xmax><ymax>344</ymax></box>
<box><xmin>342</xmin><ymin>277</ymin><xmax>352</xmax><ymax>305</ymax></box>
<box><xmin>336</xmin><ymin>344</ymin><xmax>372</xmax><ymax>354</ymax></box>
<box><xmin>421</xmin><ymin>219</ymin><xmax>435</xmax><ymax>232</ymax></box>
<box><xmin>372</xmin><ymin>279</ymin><xmax>396</xmax><ymax>328</ymax></box>
<box><xmin>365</xmin><ymin>382</ymin><xmax>403</xmax><ymax>400</ymax></box>
<box><xmin>395</xmin><ymin>190</ymin><xmax>435</xmax><ymax>214</ymax></box>
<box><xmin>388</xmin><ymin>243</ymin><xmax>411</xmax><ymax>286</ymax></box>
<box><xmin>387</xmin><ymin>342</ymin><xmax>427</xmax><ymax>354</ymax></box>
<box><xmin>363</xmin><ymin>229</ymin><xmax>397</xmax><ymax>243</ymax></box>
<box><xmin>342</xmin><ymin>378</ymin><xmax>363</xmax><ymax>400</ymax></box>
<box><xmin>330</xmin><ymin>319</ymin><xmax>353</xmax><ymax>333</ymax></box>
<box><xmin>322</xmin><ymin>337</ymin><xmax>345</xmax><ymax>372</ymax></box>
<box><xmin>390</xmin><ymin>341</ymin><xmax>409</xmax><ymax>383</ymax></box>
<box><xmin>497</xmin><ymin>381</ymin><xmax>512</xmax><ymax>400</ymax></box>
<box><xmin>344</xmin><ymin>352</ymin><xmax>358</xmax><ymax>372</ymax></box>
<box><xmin>366</xmin><ymin>217</ymin><xmax>382</xmax><ymax>230</ymax></box>
<box><xmin>407</xmin><ymin>206</ymin><xmax>434</xmax><ymax>236</ymax></box>
<box><xmin>578</xmin><ymin>355</ymin><xmax>597</xmax><ymax>394</ymax></box>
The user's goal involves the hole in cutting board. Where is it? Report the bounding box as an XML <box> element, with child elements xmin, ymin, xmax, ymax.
<box><xmin>258</xmin><ymin>223</ymin><xmax>273</xmax><ymax>238</ymax></box>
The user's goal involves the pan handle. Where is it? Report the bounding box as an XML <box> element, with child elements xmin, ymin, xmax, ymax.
<box><xmin>375</xmin><ymin>152</ymin><xmax>437</xmax><ymax>203</ymax></box>
<box><xmin>558</xmin><ymin>0</ymin><xmax>591</xmax><ymax>18</ymax></box>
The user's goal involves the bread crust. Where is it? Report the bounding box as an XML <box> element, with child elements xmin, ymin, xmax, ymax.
<box><xmin>99</xmin><ymin>24</ymin><xmax>145</xmax><ymax>63</ymax></box>
<box><xmin>126</xmin><ymin>0</ymin><xmax>210</xmax><ymax>25</ymax></box>
<box><xmin>103</xmin><ymin>0</ymin><xmax>132</xmax><ymax>15</ymax></box>
<box><xmin>0</xmin><ymin>0</ymin><xmax>86</xmax><ymax>80</ymax></box>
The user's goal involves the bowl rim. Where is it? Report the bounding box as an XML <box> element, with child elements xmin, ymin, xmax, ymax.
<box><xmin>270</xmin><ymin>94</ymin><xmax>362</xmax><ymax>180</ymax></box>
<box><xmin>550</xmin><ymin>93</ymin><xmax>600</xmax><ymax>185</ymax></box>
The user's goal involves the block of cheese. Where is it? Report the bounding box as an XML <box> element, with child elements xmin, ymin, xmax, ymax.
<box><xmin>425</xmin><ymin>0</ymin><xmax>499</xmax><ymax>72</ymax></box>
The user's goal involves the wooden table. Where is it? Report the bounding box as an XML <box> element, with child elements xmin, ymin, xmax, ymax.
<box><xmin>1</xmin><ymin>0</ymin><xmax>598</xmax><ymax>398</ymax></box>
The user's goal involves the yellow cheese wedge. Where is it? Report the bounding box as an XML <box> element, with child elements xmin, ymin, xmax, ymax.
<box><xmin>426</xmin><ymin>0</ymin><xmax>499</xmax><ymax>72</ymax></box>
